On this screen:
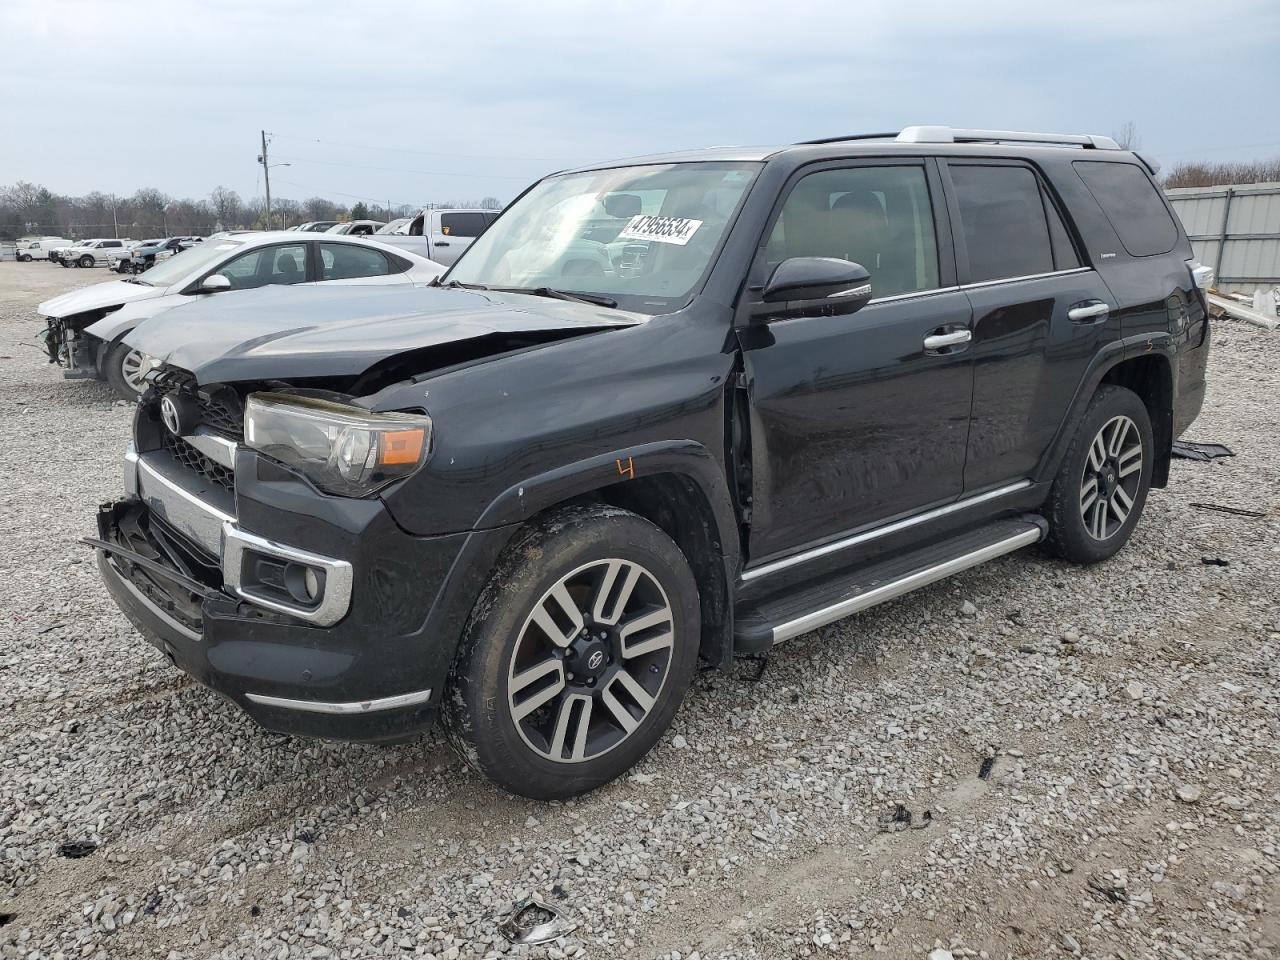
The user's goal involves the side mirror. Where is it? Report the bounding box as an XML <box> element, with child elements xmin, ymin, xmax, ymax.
<box><xmin>761</xmin><ymin>258</ymin><xmax>872</xmax><ymax>314</ymax></box>
<box><xmin>200</xmin><ymin>274</ymin><xmax>232</xmax><ymax>292</ymax></box>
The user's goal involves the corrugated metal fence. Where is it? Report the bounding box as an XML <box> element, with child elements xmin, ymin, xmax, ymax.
<box><xmin>1166</xmin><ymin>182</ymin><xmax>1280</xmax><ymax>294</ymax></box>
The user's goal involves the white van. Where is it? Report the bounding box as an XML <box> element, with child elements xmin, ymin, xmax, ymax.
<box><xmin>16</xmin><ymin>237</ymin><xmax>71</xmax><ymax>262</ymax></box>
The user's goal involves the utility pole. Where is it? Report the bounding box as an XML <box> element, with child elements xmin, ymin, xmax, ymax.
<box><xmin>258</xmin><ymin>130</ymin><xmax>272</xmax><ymax>231</ymax></box>
<box><xmin>111</xmin><ymin>195</ymin><xmax>119</xmax><ymax>238</ymax></box>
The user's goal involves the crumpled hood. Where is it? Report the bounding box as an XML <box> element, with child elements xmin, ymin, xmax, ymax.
<box><xmin>123</xmin><ymin>283</ymin><xmax>645</xmax><ymax>384</ymax></box>
<box><xmin>37</xmin><ymin>279</ymin><xmax>163</xmax><ymax>318</ymax></box>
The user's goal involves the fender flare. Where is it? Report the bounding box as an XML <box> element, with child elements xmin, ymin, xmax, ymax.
<box><xmin>476</xmin><ymin>439</ymin><xmax>740</xmax><ymax>563</ymax></box>
<box><xmin>1034</xmin><ymin>333</ymin><xmax>1175</xmax><ymax>485</ymax></box>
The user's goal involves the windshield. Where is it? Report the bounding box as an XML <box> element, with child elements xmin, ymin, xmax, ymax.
<box><xmin>376</xmin><ymin>218</ymin><xmax>411</xmax><ymax>235</ymax></box>
<box><xmin>136</xmin><ymin>238</ymin><xmax>244</xmax><ymax>287</ymax></box>
<box><xmin>447</xmin><ymin>162</ymin><xmax>760</xmax><ymax>314</ymax></box>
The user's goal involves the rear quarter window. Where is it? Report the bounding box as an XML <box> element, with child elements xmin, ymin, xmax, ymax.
<box><xmin>1073</xmin><ymin>161</ymin><xmax>1178</xmax><ymax>257</ymax></box>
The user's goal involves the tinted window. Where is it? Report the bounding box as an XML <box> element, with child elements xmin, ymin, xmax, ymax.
<box><xmin>215</xmin><ymin>243</ymin><xmax>307</xmax><ymax>290</ymax></box>
<box><xmin>439</xmin><ymin>213</ymin><xmax>489</xmax><ymax>237</ymax></box>
<box><xmin>319</xmin><ymin>243</ymin><xmax>392</xmax><ymax>280</ymax></box>
<box><xmin>1074</xmin><ymin>161</ymin><xmax>1178</xmax><ymax>257</ymax></box>
<box><xmin>1043</xmin><ymin>193</ymin><xmax>1080</xmax><ymax>270</ymax></box>
<box><xmin>951</xmin><ymin>165</ymin><xmax>1054</xmax><ymax>283</ymax></box>
<box><xmin>764</xmin><ymin>165</ymin><xmax>939</xmax><ymax>298</ymax></box>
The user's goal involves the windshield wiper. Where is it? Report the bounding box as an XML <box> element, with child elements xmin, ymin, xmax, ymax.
<box><xmin>500</xmin><ymin>286</ymin><xmax>618</xmax><ymax>309</ymax></box>
<box><xmin>432</xmin><ymin>278</ymin><xmax>488</xmax><ymax>291</ymax></box>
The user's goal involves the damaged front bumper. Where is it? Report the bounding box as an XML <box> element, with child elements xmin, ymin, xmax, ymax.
<box><xmin>93</xmin><ymin>442</ymin><xmax>513</xmax><ymax>742</ymax></box>
<box><xmin>40</xmin><ymin>316</ymin><xmax>100</xmax><ymax>378</ymax></box>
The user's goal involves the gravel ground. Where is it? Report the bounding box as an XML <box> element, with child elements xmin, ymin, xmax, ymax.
<box><xmin>1</xmin><ymin>260</ymin><xmax>1278</xmax><ymax>960</ymax></box>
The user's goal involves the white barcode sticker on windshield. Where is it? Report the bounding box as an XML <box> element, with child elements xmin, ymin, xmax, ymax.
<box><xmin>617</xmin><ymin>215</ymin><xmax>703</xmax><ymax>246</ymax></box>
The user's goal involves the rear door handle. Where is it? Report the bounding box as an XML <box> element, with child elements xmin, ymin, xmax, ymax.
<box><xmin>1067</xmin><ymin>301</ymin><xmax>1110</xmax><ymax>323</ymax></box>
<box><xmin>923</xmin><ymin>329</ymin><xmax>972</xmax><ymax>351</ymax></box>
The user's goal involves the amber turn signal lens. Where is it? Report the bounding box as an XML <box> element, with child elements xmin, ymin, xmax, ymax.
<box><xmin>378</xmin><ymin>429</ymin><xmax>426</xmax><ymax>466</ymax></box>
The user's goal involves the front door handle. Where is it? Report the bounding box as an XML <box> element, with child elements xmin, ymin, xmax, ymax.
<box><xmin>434</xmin><ymin>241</ymin><xmax>450</xmax><ymax>247</ymax></box>
<box><xmin>1068</xmin><ymin>301</ymin><xmax>1110</xmax><ymax>323</ymax></box>
<box><xmin>923</xmin><ymin>329</ymin><xmax>972</xmax><ymax>351</ymax></box>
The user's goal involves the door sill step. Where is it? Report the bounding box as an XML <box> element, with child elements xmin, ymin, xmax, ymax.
<box><xmin>734</xmin><ymin>515</ymin><xmax>1045</xmax><ymax>648</ymax></box>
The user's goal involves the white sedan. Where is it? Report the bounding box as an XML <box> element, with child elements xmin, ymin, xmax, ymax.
<box><xmin>38</xmin><ymin>232</ymin><xmax>444</xmax><ymax>397</ymax></box>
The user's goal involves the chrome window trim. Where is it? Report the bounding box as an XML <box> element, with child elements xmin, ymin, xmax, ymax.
<box><xmin>244</xmin><ymin>687</ymin><xmax>433</xmax><ymax>715</ymax></box>
<box><xmin>959</xmin><ymin>267</ymin><xmax>1091</xmax><ymax>291</ymax></box>
<box><xmin>105</xmin><ymin>555</ymin><xmax>202</xmax><ymax>643</ymax></box>
<box><xmin>183</xmin><ymin>428</ymin><xmax>238</xmax><ymax>469</ymax></box>
<box><xmin>868</xmin><ymin>285</ymin><xmax>961</xmax><ymax>305</ymax></box>
<box><xmin>770</xmin><ymin>525</ymin><xmax>1043</xmax><ymax>644</ymax></box>
<box><xmin>741</xmin><ymin>479</ymin><xmax>1032</xmax><ymax>582</ymax></box>
<box><xmin>222</xmin><ymin>523</ymin><xmax>353</xmax><ymax>627</ymax></box>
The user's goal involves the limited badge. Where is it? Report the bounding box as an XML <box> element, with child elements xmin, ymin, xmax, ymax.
<box><xmin>617</xmin><ymin>215</ymin><xmax>703</xmax><ymax>246</ymax></box>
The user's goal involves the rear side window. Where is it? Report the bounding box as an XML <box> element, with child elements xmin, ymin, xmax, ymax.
<box><xmin>439</xmin><ymin>212</ymin><xmax>489</xmax><ymax>237</ymax></box>
<box><xmin>1074</xmin><ymin>161</ymin><xmax>1178</xmax><ymax>257</ymax></box>
<box><xmin>319</xmin><ymin>243</ymin><xmax>392</xmax><ymax>280</ymax></box>
<box><xmin>950</xmin><ymin>165</ymin><xmax>1055</xmax><ymax>283</ymax></box>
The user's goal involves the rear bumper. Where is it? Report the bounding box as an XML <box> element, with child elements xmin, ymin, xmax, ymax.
<box><xmin>95</xmin><ymin>443</ymin><xmax>517</xmax><ymax>743</ymax></box>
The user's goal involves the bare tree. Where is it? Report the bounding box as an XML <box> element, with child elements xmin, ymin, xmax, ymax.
<box><xmin>1164</xmin><ymin>157</ymin><xmax>1280</xmax><ymax>189</ymax></box>
<box><xmin>1113</xmin><ymin>121</ymin><xmax>1141</xmax><ymax>151</ymax></box>
<box><xmin>209</xmin><ymin>186</ymin><xmax>242</xmax><ymax>229</ymax></box>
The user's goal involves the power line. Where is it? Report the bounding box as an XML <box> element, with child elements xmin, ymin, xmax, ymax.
<box><xmin>269</xmin><ymin>131</ymin><xmax>586</xmax><ymax>165</ymax></box>
<box><xmin>271</xmin><ymin>152</ymin><xmax>538</xmax><ymax>182</ymax></box>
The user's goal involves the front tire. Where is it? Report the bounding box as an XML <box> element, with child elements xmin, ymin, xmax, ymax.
<box><xmin>1043</xmin><ymin>385</ymin><xmax>1153</xmax><ymax>564</ymax></box>
<box><xmin>441</xmin><ymin>505</ymin><xmax>700</xmax><ymax>799</ymax></box>
<box><xmin>19</xmin><ymin>254</ymin><xmax>32</xmax><ymax>262</ymax></box>
<box><xmin>102</xmin><ymin>340</ymin><xmax>146</xmax><ymax>398</ymax></box>
<box><xmin>78</xmin><ymin>255</ymin><xmax>94</xmax><ymax>268</ymax></box>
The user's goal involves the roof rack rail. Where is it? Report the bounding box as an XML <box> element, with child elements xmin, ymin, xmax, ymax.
<box><xmin>796</xmin><ymin>132</ymin><xmax>900</xmax><ymax>146</ymax></box>
<box><xmin>895</xmin><ymin>126</ymin><xmax>1121</xmax><ymax>150</ymax></box>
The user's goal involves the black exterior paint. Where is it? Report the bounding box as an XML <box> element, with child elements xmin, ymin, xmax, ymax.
<box><xmin>100</xmin><ymin>138</ymin><xmax>1210</xmax><ymax>741</ymax></box>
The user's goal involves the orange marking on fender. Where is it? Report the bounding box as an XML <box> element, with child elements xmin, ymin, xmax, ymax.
<box><xmin>616</xmin><ymin>456</ymin><xmax>635</xmax><ymax>480</ymax></box>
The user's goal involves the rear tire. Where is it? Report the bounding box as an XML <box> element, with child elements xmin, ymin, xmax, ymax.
<box><xmin>1043</xmin><ymin>385</ymin><xmax>1153</xmax><ymax>564</ymax></box>
<box><xmin>102</xmin><ymin>340</ymin><xmax>146</xmax><ymax>398</ymax></box>
<box><xmin>441</xmin><ymin>504</ymin><xmax>700</xmax><ymax>799</ymax></box>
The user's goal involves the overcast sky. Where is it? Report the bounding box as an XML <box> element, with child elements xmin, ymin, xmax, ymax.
<box><xmin>4</xmin><ymin>0</ymin><xmax>1278</xmax><ymax>207</ymax></box>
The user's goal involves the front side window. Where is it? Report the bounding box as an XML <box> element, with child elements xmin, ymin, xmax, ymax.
<box><xmin>764</xmin><ymin>165</ymin><xmax>939</xmax><ymax>298</ymax></box>
<box><xmin>1074</xmin><ymin>161</ymin><xmax>1178</xmax><ymax>258</ymax></box>
<box><xmin>950</xmin><ymin>164</ymin><xmax>1055</xmax><ymax>283</ymax></box>
<box><xmin>448</xmin><ymin>162</ymin><xmax>760</xmax><ymax>313</ymax></box>
<box><xmin>215</xmin><ymin>243</ymin><xmax>308</xmax><ymax>290</ymax></box>
<box><xmin>319</xmin><ymin>243</ymin><xmax>392</xmax><ymax>280</ymax></box>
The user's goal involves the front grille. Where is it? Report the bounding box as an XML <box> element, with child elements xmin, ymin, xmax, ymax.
<box><xmin>161</xmin><ymin>431</ymin><xmax>235</xmax><ymax>492</ymax></box>
<box><xmin>195</xmin><ymin>390</ymin><xmax>244</xmax><ymax>439</ymax></box>
<box><xmin>153</xmin><ymin>368</ymin><xmax>245</xmax><ymax>441</ymax></box>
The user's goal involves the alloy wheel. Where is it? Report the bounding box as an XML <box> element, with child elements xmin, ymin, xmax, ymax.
<box><xmin>507</xmin><ymin>558</ymin><xmax>676</xmax><ymax>764</ymax></box>
<box><xmin>1079</xmin><ymin>414</ymin><xmax>1143</xmax><ymax>540</ymax></box>
<box><xmin>119</xmin><ymin>349</ymin><xmax>147</xmax><ymax>393</ymax></box>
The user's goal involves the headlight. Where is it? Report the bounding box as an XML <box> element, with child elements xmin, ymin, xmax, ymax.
<box><xmin>244</xmin><ymin>393</ymin><xmax>432</xmax><ymax>497</ymax></box>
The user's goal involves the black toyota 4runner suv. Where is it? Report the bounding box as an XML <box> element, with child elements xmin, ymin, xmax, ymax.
<box><xmin>93</xmin><ymin>127</ymin><xmax>1212</xmax><ymax>799</ymax></box>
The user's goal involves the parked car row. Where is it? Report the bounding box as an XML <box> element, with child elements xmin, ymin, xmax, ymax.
<box><xmin>42</xmin><ymin>127</ymin><xmax>1213</xmax><ymax>800</ymax></box>
<box><xmin>108</xmin><ymin>236</ymin><xmax>205</xmax><ymax>274</ymax></box>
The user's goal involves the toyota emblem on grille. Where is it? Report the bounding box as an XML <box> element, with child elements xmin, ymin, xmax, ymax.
<box><xmin>159</xmin><ymin>394</ymin><xmax>197</xmax><ymax>436</ymax></box>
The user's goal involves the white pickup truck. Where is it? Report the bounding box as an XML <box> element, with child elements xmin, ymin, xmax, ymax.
<box><xmin>60</xmin><ymin>238</ymin><xmax>136</xmax><ymax>268</ymax></box>
<box><xmin>375</xmin><ymin>208</ymin><xmax>498</xmax><ymax>266</ymax></box>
